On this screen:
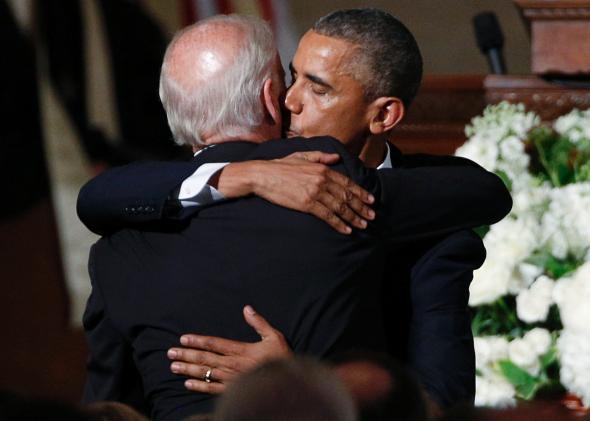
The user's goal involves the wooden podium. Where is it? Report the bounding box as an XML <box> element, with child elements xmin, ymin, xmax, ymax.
<box><xmin>514</xmin><ymin>0</ymin><xmax>590</xmax><ymax>76</ymax></box>
<box><xmin>391</xmin><ymin>2</ymin><xmax>590</xmax><ymax>154</ymax></box>
<box><xmin>485</xmin><ymin>75</ymin><xmax>590</xmax><ymax>120</ymax></box>
<box><xmin>486</xmin><ymin>1</ymin><xmax>590</xmax><ymax>119</ymax></box>
<box><xmin>391</xmin><ymin>75</ymin><xmax>486</xmax><ymax>155</ymax></box>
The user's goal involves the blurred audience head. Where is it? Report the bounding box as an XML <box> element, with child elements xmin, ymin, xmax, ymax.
<box><xmin>0</xmin><ymin>394</ymin><xmax>93</xmax><ymax>421</ymax></box>
<box><xmin>332</xmin><ymin>351</ymin><xmax>428</xmax><ymax>421</ymax></box>
<box><xmin>214</xmin><ymin>357</ymin><xmax>357</xmax><ymax>421</ymax></box>
<box><xmin>159</xmin><ymin>14</ymin><xmax>281</xmax><ymax>148</ymax></box>
<box><xmin>85</xmin><ymin>401</ymin><xmax>148</xmax><ymax>421</ymax></box>
<box><xmin>312</xmin><ymin>8</ymin><xmax>423</xmax><ymax>108</ymax></box>
<box><xmin>182</xmin><ymin>414</ymin><xmax>213</xmax><ymax>421</ymax></box>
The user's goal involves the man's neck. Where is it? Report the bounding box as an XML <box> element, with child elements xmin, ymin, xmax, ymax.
<box><xmin>358</xmin><ymin>136</ymin><xmax>388</xmax><ymax>169</ymax></box>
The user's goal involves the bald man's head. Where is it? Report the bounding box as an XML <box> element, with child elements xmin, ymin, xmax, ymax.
<box><xmin>159</xmin><ymin>15</ymin><xmax>282</xmax><ymax>148</ymax></box>
<box><xmin>164</xmin><ymin>21</ymin><xmax>244</xmax><ymax>91</ymax></box>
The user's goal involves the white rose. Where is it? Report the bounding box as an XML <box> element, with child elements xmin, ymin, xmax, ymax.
<box><xmin>554</xmin><ymin>108</ymin><xmax>590</xmax><ymax>144</ymax></box>
<box><xmin>554</xmin><ymin>113</ymin><xmax>579</xmax><ymax>137</ymax></box>
<box><xmin>558</xmin><ymin>331</ymin><xmax>590</xmax><ymax>406</ymax></box>
<box><xmin>488</xmin><ymin>216</ymin><xmax>539</xmax><ymax>264</ymax></box>
<box><xmin>474</xmin><ymin>338</ymin><xmax>491</xmax><ymax>370</ymax></box>
<box><xmin>508</xmin><ymin>338</ymin><xmax>540</xmax><ymax>376</ymax></box>
<box><xmin>469</xmin><ymin>261</ymin><xmax>511</xmax><ymax>306</ymax></box>
<box><xmin>541</xmin><ymin>183</ymin><xmax>590</xmax><ymax>259</ymax></box>
<box><xmin>488</xmin><ymin>336</ymin><xmax>510</xmax><ymax>361</ymax></box>
<box><xmin>523</xmin><ymin>328</ymin><xmax>552</xmax><ymax>356</ymax></box>
<box><xmin>516</xmin><ymin>275</ymin><xmax>554</xmax><ymax>323</ymax></box>
<box><xmin>456</xmin><ymin>136</ymin><xmax>499</xmax><ymax>171</ymax></box>
<box><xmin>554</xmin><ymin>262</ymin><xmax>590</xmax><ymax>334</ymax></box>
<box><xmin>548</xmin><ymin>231</ymin><xmax>569</xmax><ymax>260</ymax></box>
<box><xmin>552</xmin><ymin>276</ymin><xmax>571</xmax><ymax>306</ymax></box>
<box><xmin>512</xmin><ymin>190</ymin><xmax>532</xmax><ymax>215</ymax></box>
<box><xmin>474</xmin><ymin>336</ymin><xmax>509</xmax><ymax>369</ymax></box>
<box><xmin>499</xmin><ymin>136</ymin><xmax>529</xmax><ymax>175</ymax></box>
<box><xmin>475</xmin><ymin>373</ymin><xmax>516</xmax><ymax>408</ymax></box>
<box><xmin>508</xmin><ymin>262</ymin><xmax>544</xmax><ymax>295</ymax></box>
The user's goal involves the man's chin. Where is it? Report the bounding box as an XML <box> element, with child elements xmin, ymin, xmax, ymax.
<box><xmin>286</xmin><ymin>130</ymin><xmax>300</xmax><ymax>138</ymax></box>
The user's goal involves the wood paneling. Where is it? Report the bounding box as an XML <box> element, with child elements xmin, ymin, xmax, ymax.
<box><xmin>391</xmin><ymin>75</ymin><xmax>486</xmax><ymax>155</ymax></box>
<box><xmin>485</xmin><ymin>75</ymin><xmax>590</xmax><ymax>120</ymax></box>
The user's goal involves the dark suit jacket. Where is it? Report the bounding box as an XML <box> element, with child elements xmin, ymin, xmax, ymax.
<box><xmin>379</xmin><ymin>145</ymin><xmax>488</xmax><ymax>407</ymax></box>
<box><xmin>81</xmin><ymin>137</ymin><xmax>509</xmax><ymax>418</ymax></box>
<box><xmin>77</xmin><ymin>138</ymin><xmax>510</xmax><ymax>238</ymax></box>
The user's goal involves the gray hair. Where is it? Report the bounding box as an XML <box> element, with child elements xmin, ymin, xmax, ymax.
<box><xmin>313</xmin><ymin>9</ymin><xmax>423</xmax><ymax>107</ymax></box>
<box><xmin>159</xmin><ymin>15</ymin><xmax>276</xmax><ymax>147</ymax></box>
<box><xmin>214</xmin><ymin>358</ymin><xmax>357</xmax><ymax>421</ymax></box>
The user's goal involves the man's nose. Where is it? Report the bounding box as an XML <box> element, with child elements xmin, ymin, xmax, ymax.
<box><xmin>284</xmin><ymin>85</ymin><xmax>302</xmax><ymax>114</ymax></box>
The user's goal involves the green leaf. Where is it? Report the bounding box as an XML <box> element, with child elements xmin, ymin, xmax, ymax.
<box><xmin>524</xmin><ymin>252</ymin><xmax>580</xmax><ymax>279</ymax></box>
<box><xmin>471</xmin><ymin>296</ymin><xmax>527</xmax><ymax>337</ymax></box>
<box><xmin>524</xmin><ymin>252</ymin><xmax>551</xmax><ymax>268</ymax></box>
<box><xmin>545</xmin><ymin>255</ymin><xmax>579</xmax><ymax>279</ymax></box>
<box><xmin>540</xmin><ymin>347</ymin><xmax>558</xmax><ymax>370</ymax></box>
<box><xmin>575</xmin><ymin>160</ymin><xmax>590</xmax><ymax>182</ymax></box>
<box><xmin>498</xmin><ymin>360</ymin><xmax>540</xmax><ymax>400</ymax></box>
<box><xmin>473</xmin><ymin>225</ymin><xmax>490</xmax><ymax>239</ymax></box>
<box><xmin>495</xmin><ymin>169</ymin><xmax>513</xmax><ymax>191</ymax></box>
<box><xmin>529</xmin><ymin>128</ymin><xmax>579</xmax><ymax>186</ymax></box>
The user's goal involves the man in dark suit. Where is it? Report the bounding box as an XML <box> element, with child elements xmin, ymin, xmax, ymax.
<box><xmin>81</xmin><ymin>11</ymin><xmax>511</xmax><ymax>419</ymax></box>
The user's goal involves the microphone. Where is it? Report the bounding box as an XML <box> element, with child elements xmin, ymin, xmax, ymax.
<box><xmin>473</xmin><ymin>12</ymin><xmax>507</xmax><ymax>74</ymax></box>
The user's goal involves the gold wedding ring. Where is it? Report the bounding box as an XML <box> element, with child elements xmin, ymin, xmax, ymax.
<box><xmin>204</xmin><ymin>368</ymin><xmax>213</xmax><ymax>383</ymax></box>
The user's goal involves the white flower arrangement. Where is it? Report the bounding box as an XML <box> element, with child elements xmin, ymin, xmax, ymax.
<box><xmin>554</xmin><ymin>108</ymin><xmax>590</xmax><ymax>144</ymax></box>
<box><xmin>456</xmin><ymin>102</ymin><xmax>590</xmax><ymax>407</ymax></box>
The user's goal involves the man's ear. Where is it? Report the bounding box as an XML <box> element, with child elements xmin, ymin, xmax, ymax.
<box><xmin>262</xmin><ymin>78</ymin><xmax>281</xmax><ymax>127</ymax></box>
<box><xmin>368</xmin><ymin>97</ymin><xmax>405</xmax><ymax>135</ymax></box>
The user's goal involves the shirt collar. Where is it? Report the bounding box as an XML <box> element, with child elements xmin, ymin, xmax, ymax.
<box><xmin>376</xmin><ymin>142</ymin><xmax>393</xmax><ymax>169</ymax></box>
<box><xmin>193</xmin><ymin>144</ymin><xmax>216</xmax><ymax>157</ymax></box>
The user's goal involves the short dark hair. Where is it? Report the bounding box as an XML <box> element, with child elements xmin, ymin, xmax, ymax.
<box><xmin>313</xmin><ymin>8</ymin><xmax>423</xmax><ymax>108</ymax></box>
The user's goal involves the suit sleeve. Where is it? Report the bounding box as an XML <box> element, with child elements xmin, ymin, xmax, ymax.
<box><xmin>82</xmin><ymin>245</ymin><xmax>148</xmax><ymax>413</ymax></box>
<box><xmin>77</xmin><ymin>161</ymin><xmax>199</xmax><ymax>235</ymax></box>
<box><xmin>375</xmin><ymin>159</ymin><xmax>512</xmax><ymax>243</ymax></box>
<box><xmin>76</xmin><ymin>137</ymin><xmax>349</xmax><ymax>235</ymax></box>
<box><xmin>406</xmin><ymin>230</ymin><xmax>485</xmax><ymax>408</ymax></box>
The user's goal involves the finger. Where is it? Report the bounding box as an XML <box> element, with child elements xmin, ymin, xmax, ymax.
<box><xmin>303</xmin><ymin>152</ymin><xmax>340</xmax><ymax>165</ymax></box>
<box><xmin>243</xmin><ymin>305</ymin><xmax>276</xmax><ymax>340</ymax></box>
<box><xmin>325</xmin><ymin>182</ymin><xmax>374</xmax><ymax>224</ymax></box>
<box><xmin>168</xmin><ymin>347</ymin><xmax>246</xmax><ymax>371</ymax></box>
<box><xmin>184</xmin><ymin>379</ymin><xmax>226</xmax><ymax>394</ymax></box>
<box><xmin>325</xmin><ymin>170</ymin><xmax>375</xmax><ymax>205</ymax></box>
<box><xmin>287</xmin><ymin>151</ymin><xmax>340</xmax><ymax>164</ymax></box>
<box><xmin>309</xmin><ymin>202</ymin><xmax>351</xmax><ymax>235</ymax></box>
<box><xmin>170</xmin><ymin>362</ymin><xmax>236</xmax><ymax>383</ymax></box>
<box><xmin>179</xmin><ymin>334</ymin><xmax>244</xmax><ymax>356</ymax></box>
<box><xmin>316</xmin><ymin>188</ymin><xmax>367</xmax><ymax>230</ymax></box>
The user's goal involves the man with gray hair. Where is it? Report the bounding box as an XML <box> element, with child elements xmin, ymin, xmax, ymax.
<box><xmin>159</xmin><ymin>14</ymin><xmax>281</xmax><ymax>148</ymax></box>
<box><xmin>214</xmin><ymin>358</ymin><xmax>358</xmax><ymax>421</ymax></box>
<box><xmin>81</xmin><ymin>10</ymin><xmax>510</xmax><ymax>419</ymax></box>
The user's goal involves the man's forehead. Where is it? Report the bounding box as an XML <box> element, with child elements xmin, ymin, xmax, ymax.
<box><xmin>298</xmin><ymin>31</ymin><xmax>356</xmax><ymax>58</ymax></box>
<box><xmin>292</xmin><ymin>31</ymin><xmax>362</xmax><ymax>84</ymax></box>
